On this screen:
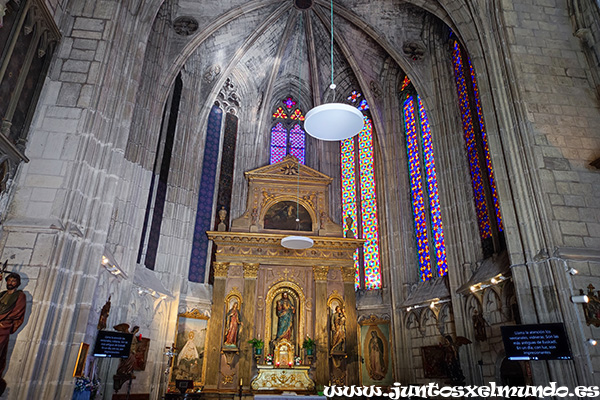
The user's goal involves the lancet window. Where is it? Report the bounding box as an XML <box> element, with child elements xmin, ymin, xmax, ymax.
<box><xmin>340</xmin><ymin>91</ymin><xmax>381</xmax><ymax>290</ymax></box>
<box><xmin>451</xmin><ymin>40</ymin><xmax>504</xmax><ymax>257</ymax></box>
<box><xmin>400</xmin><ymin>79</ymin><xmax>447</xmax><ymax>281</ymax></box>
<box><xmin>270</xmin><ymin>96</ymin><xmax>306</xmax><ymax>164</ymax></box>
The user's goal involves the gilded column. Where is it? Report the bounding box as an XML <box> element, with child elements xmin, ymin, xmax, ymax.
<box><xmin>204</xmin><ymin>262</ymin><xmax>229</xmax><ymax>390</ymax></box>
<box><xmin>341</xmin><ymin>266</ymin><xmax>359</xmax><ymax>384</ymax></box>
<box><xmin>313</xmin><ymin>265</ymin><xmax>329</xmax><ymax>388</ymax></box>
<box><xmin>239</xmin><ymin>263</ymin><xmax>259</xmax><ymax>391</ymax></box>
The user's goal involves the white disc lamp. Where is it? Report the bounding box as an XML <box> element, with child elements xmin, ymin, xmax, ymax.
<box><xmin>304</xmin><ymin>103</ymin><xmax>364</xmax><ymax>141</ymax></box>
<box><xmin>304</xmin><ymin>0</ymin><xmax>364</xmax><ymax>142</ymax></box>
<box><xmin>281</xmin><ymin>235</ymin><xmax>314</xmax><ymax>249</ymax></box>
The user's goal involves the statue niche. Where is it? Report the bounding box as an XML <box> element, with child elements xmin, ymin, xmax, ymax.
<box><xmin>263</xmin><ymin>201</ymin><xmax>312</xmax><ymax>231</ymax></box>
<box><xmin>266</xmin><ymin>287</ymin><xmax>303</xmax><ymax>364</ymax></box>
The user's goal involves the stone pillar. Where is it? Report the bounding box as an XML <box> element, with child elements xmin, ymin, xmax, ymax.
<box><xmin>313</xmin><ymin>265</ymin><xmax>329</xmax><ymax>388</ymax></box>
<box><xmin>341</xmin><ymin>266</ymin><xmax>359</xmax><ymax>384</ymax></box>
<box><xmin>239</xmin><ymin>263</ymin><xmax>259</xmax><ymax>391</ymax></box>
<box><xmin>204</xmin><ymin>262</ymin><xmax>229</xmax><ymax>390</ymax></box>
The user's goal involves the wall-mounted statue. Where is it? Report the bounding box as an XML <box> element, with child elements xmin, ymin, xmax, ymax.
<box><xmin>223</xmin><ymin>301</ymin><xmax>241</xmax><ymax>347</ymax></box>
<box><xmin>97</xmin><ymin>296</ymin><xmax>111</xmax><ymax>330</ymax></box>
<box><xmin>330</xmin><ymin>306</ymin><xmax>346</xmax><ymax>354</ymax></box>
<box><xmin>0</xmin><ymin>272</ymin><xmax>26</xmax><ymax>396</ymax></box>
<box><xmin>472</xmin><ymin>310</ymin><xmax>487</xmax><ymax>342</ymax></box>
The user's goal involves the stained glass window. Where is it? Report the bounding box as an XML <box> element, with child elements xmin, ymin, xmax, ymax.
<box><xmin>451</xmin><ymin>40</ymin><xmax>503</xmax><ymax>256</ymax></box>
<box><xmin>401</xmin><ymin>76</ymin><xmax>411</xmax><ymax>91</ymax></box>
<box><xmin>401</xmin><ymin>85</ymin><xmax>447</xmax><ymax>281</ymax></box>
<box><xmin>270</xmin><ymin>96</ymin><xmax>306</xmax><ymax>164</ymax></box>
<box><xmin>347</xmin><ymin>91</ymin><xmax>361</xmax><ymax>103</ymax></box>
<box><xmin>340</xmin><ymin>94</ymin><xmax>381</xmax><ymax>290</ymax></box>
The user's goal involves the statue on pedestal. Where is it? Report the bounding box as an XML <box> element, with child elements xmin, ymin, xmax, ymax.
<box><xmin>330</xmin><ymin>306</ymin><xmax>346</xmax><ymax>354</ymax></box>
<box><xmin>223</xmin><ymin>301</ymin><xmax>241</xmax><ymax>347</ymax></box>
<box><xmin>275</xmin><ymin>292</ymin><xmax>295</xmax><ymax>342</ymax></box>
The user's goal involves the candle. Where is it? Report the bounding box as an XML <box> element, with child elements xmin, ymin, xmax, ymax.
<box><xmin>276</xmin><ymin>362</ymin><xmax>280</xmax><ymax>367</ymax></box>
<box><xmin>240</xmin><ymin>378</ymin><xmax>243</xmax><ymax>386</ymax></box>
<box><xmin>288</xmin><ymin>361</ymin><xmax>292</xmax><ymax>367</ymax></box>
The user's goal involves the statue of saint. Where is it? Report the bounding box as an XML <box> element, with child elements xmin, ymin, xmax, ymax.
<box><xmin>275</xmin><ymin>292</ymin><xmax>295</xmax><ymax>341</ymax></box>
<box><xmin>330</xmin><ymin>306</ymin><xmax>346</xmax><ymax>353</ymax></box>
<box><xmin>223</xmin><ymin>301</ymin><xmax>241</xmax><ymax>347</ymax></box>
<box><xmin>97</xmin><ymin>296</ymin><xmax>111</xmax><ymax>330</ymax></box>
<box><xmin>0</xmin><ymin>273</ymin><xmax>26</xmax><ymax>395</ymax></box>
<box><xmin>440</xmin><ymin>335</ymin><xmax>470</xmax><ymax>385</ymax></box>
<box><xmin>472</xmin><ymin>310</ymin><xmax>487</xmax><ymax>342</ymax></box>
<box><xmin>115</xmin><ymin>325</ymin><xmax>140</xmax><ymax>377</ymax></box>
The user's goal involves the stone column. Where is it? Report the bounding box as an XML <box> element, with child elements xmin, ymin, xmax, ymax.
<box><xmin>204</xmin><ymin>262</ymin><xmax>229</xmax><ymax>390</ymax></box>
<box><xmin>239</xmin><ymin>263</ymin><xmax>259</xmax><ymax>391</ymax></box>
<box><xmin>341</xmin><ymin>266</ymin><xmax>359</xmax><ymax>385</ymax></box>
<box><xmin>313</xmin><ymin>265</ymin><xmax>329</xmax><ymax>388</ymax></box>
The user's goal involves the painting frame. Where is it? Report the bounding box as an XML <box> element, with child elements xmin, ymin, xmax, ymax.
<box><xmin>73</xmin><ymin>342</ymin><xmax>89</xmax><ymax>378</ymax></box>
<box><xmin>421</xmin><ymin>345</ymin><xmax>448</xmax><ymax>379</ymax></box>
<box><xmin>358</xmin><ymin>316</ymin><xmax>394</xmax><ymax>387</ymax></box>
<box><xmin>168</xmin><ymin>309</ymin><xmax>210</xmax><ymax>391</ymax></box>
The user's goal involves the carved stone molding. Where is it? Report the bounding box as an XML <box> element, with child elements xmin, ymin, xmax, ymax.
<box><xmin>243</xmin><ymin>263</ymin><xmax>260</xmax><ymax>279</ymax></box>
<box><xmin>312</xmin><ymin>266</ymin><xmax>329</xmax><ymax>281</ymax></box>
<box><xmin>213</xmin><ymin>262</ymin><xmax>230</xmax><ymax>278</ymax></box>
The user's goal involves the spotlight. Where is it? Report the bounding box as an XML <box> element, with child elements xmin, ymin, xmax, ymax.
<box><xmin>588</xmin><ymin>339</ymin><xmax>597</xmax><ymax>346</ymax></box>
<box><xmin>571</xmin><ymin>295</ymin><xmax>589</xmax><ymax>304</ymax></box>
<box><xmin>406</xmin><ymin>307</ymin><xmax>412</xmax><ymax>312</ymax></box>
<box><xmin>429</xmin><ymin>301</ymin><xmax>436</xmax><ymax>309</ymax></box>
<box><xmin>567</xmin><ymin>268</ymin><xmax>578</xmax><ymax>275</ymax></box>
<box><xmin>470</xmin><ymin>286</ymin><xmax>477</xmax><ymax>292</ymax></box>
<box><xmin>491</xmin><ymin>278</ymin><xmax>498</xmax><ymax>284</ymax></box>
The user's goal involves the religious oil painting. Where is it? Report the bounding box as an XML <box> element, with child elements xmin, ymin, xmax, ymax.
<box><xmin>359</xmin><ymin>319</ymin><xmax>393</xmax><ymax>386</ymax></box>
<box><xmin>263</xmin><ymin>201</ymin><xmax>311</xmax><ymax>231</ymax></box>
<box><xmin>170</xmin><ymin>310</ymin><xmax>209</xmax><ymax>387</ymax></box>
<box><xmin>421</xmin><ymin>345</ymin><xmax>447</xmax><ymax>378</ymax></box>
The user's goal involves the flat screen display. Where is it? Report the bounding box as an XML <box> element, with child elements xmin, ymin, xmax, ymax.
<box><xmin>92</xmin><ymin>330</ymin><xmax>133</xmax><ymax>358</ymax></box>
<box><xmin>501</xmin><ymin>323</ymin><xmax>572</xmax><ymax>361</ymax></box>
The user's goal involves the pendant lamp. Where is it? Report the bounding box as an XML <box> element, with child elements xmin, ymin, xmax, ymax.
<box><xmin>281</xmin><ymin>25</ymin><xmax>314</xmax><ymax>250</ymax></box>
<box><xmin>281</xmin><ymin>159</ymin><xmax>314</xmax><ymax>249</ymax></box>
<box><xmin>304</xmin><ymin>0</ymin><xmax>364</xmax><ymax>141</ymax></box>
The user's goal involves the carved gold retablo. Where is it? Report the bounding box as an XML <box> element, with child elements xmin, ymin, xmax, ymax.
<box><xmin>243</xmin><ymin>263</ymin><xmax>260</xmax><ymax>279</ymax></box>
<box><xmin>340</xmin><ymin>266</ymin><xmax>355</xmax><ymax>283</ymax></box>
<box><xmin>313</xmin><ymin>266</ymin><xmax>329</xmax><ymax>281</ymax></box>
<box><xmin>213</xmin><ymin>262</ymin><xmax>230</xmax><ymax>278</ymax></box>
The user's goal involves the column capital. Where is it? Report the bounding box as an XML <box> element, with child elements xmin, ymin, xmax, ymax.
<box><xmin>213</xmin><ymin>262</ymin><xmax>230</xmax><ymax>278</ymax></box>
<box><xmin>313</xmin><ymin>266</ymin><xmax>329</xmax><ymax>281</ymax></box>
<box><xmin>243</xmin><ymin>263</ymin><xmax>259</xmax><ymax>279</ymax></box>
<box><xmin>340</xmin><ymin>266</ymin><xmax>355</xmax><ymax>283</ymax></box>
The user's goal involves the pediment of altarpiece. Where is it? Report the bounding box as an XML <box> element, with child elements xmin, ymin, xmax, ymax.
<box><xmin>230</xmin><ymin>155</ymin><xmax>343</xmax><ymax>237</ymax></box>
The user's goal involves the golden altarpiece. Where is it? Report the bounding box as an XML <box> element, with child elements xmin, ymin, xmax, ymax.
<box><xmin>204</xmin><ymin>156</ymin><xmax>363</xmax><ymax>394</ymax></box>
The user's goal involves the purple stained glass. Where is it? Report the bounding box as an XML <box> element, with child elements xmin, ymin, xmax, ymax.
<box><xmin>270</xmin><ymin>122</ymin><xmax>287</xmax><ymax>164</ymax></box>
<box><xmin>358</xmin><ymin>99</ymin><xmax>369</xmax><ymax>110</ymax></box>
<box><xmin>418</xmin><ymin>97</ymin><xmax>447</xmax><ymax>277</ymax></box>
<box><xmin>289</xmin><ymin>124</ymin><xmax>306</xmax><ymax>164</ymax></box>
<box><xmin>283</xmin><ymin>97</ymin><xmax>296</xmax><ymax>109</ymax></box>
<box><xmin>404</xmin><ymin>96</ymin><xmax>432</xmax><ymax>281</ymax></box>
